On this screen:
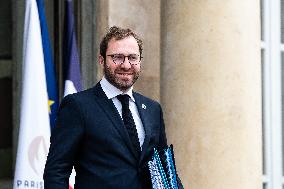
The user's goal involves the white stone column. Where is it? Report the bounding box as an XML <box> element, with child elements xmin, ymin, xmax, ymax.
<box><xmin>161</xmin><ymin>1</ymin><xmax>262</xmax><ymax>189</ymax></box>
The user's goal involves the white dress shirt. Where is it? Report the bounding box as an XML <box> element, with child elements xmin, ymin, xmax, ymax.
<box><xmin>100</xmin><ymin>77</ymin><xmax>145</xmax><ymax>148</ymax></box>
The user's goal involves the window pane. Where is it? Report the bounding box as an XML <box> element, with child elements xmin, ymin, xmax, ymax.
<box><xmin>0</xmin><ymin>0</ymin><xmax>12</xmax><ymax>58</ymax></box>
<box><xmin>0</xmin><ymin>77</ymin><xmax>12</xmax><ymax>178</ymax></box>
<box><xmin>282</xmin><ymin>51</ymin><xmax>284</xmax><ymax>176</ymax></box>
<box><xmin>281</xmin><ymin>0</ymin><xmax>284</xmax><ymax>43</ymax></box>
<box><xmin>262</xmin><ymin>49</ymin><xmax>266</xmax><ymax>174</ymax></box>
<box><xmin>261</xmin><ymin>0</ymin><xmax>264</xmax><ymax>41</ymax></box>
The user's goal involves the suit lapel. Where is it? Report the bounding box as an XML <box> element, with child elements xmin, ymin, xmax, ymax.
<box><xmin>133</xmin><ymin>92</ymin><xmax>151</xmax><ymax>163</ymax></box>
<box><xmin>93</xmin><ymin>83</ymin><xmax>138</xmax><ymax>159</ymax></box>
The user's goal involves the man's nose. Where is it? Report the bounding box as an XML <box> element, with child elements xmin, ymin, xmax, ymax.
<box><xmin>120</xmin><ymin>57</ymin><xmax>132</xmax><ymax>69</ymax></box>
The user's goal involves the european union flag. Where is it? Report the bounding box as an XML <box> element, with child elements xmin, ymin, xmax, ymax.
<box><xmin>36</xmin><ymin>0</ymin><xmax>59</xmax><ymax>130</ymax></box>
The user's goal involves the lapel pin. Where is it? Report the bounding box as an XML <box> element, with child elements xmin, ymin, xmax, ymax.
<box><xmin>142</xmin><ymin>104</ymin><xmax>146</xmax><ymax>110</ymax></box>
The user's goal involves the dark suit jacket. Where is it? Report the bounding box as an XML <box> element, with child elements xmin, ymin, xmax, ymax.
<box><xmin>44</xmin><ymin>83</ymin><xmax>173</xmax><ymax>189</ymax></box>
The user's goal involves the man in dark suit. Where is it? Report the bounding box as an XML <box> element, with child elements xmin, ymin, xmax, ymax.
<box><xmin>44</xmin><ymin>26</ymin><xmax>182</xmax><ymax>189</ymax></box>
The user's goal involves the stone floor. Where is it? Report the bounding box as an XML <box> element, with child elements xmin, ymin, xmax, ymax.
<box><xmin>0</xmin><ymin>179</ymin><xmax>13</xmax><ymax>189</ymax></box>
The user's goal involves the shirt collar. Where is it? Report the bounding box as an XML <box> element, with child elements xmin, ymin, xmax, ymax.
<box><xmin>100</xmin><ymin>77</ymin><xmax>135</xmax><ymax>102</ymax></box>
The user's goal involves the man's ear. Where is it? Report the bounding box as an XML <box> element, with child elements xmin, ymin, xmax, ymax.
<box><xmin>99</xmin><ymin>55</ymin><xmax>104</xmax><ymax>65</ymax></box>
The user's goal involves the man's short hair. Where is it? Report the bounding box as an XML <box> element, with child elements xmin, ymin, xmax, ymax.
<box><xmin>100</xmin><ymin>26</ymin><xmax>143</xmax><ymax>59</ymax></box>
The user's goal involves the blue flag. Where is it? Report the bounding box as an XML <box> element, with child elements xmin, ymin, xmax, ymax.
<box><xmin>36</xmin><ymin>0</ymin><xmax>59</xmax><ymax>130</ymax></box>
<box><xmin>63</xmin><ymin>0</ymin><xmax>82</xmax><ymax>96</ymax></box>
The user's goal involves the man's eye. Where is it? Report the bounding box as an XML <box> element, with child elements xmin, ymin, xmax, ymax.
<box><xmin>129</xmin><ymin>55</ymin><xmax>138</xmax><ymax>61</ymax></box>
<box><xmin>113</xmin><ymin>55</ymin><xmax>123</xmax><ymax>60</ymax></box>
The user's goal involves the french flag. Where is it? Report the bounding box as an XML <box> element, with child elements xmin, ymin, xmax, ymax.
<box><xmin>63</xmin><ymin>0</ymin><xmax>82</xmax><ymax>188</ymax></box>
<box><xmin>63</xmin><ymin>0</ymin><xmax>82</xmax><ymax>97</ymax></box>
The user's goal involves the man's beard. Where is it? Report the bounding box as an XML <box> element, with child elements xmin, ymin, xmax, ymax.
<box><xmin>104</xmin><ymin>63</ymin><xmax>140</xmax><ymax>91</ymax></box>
